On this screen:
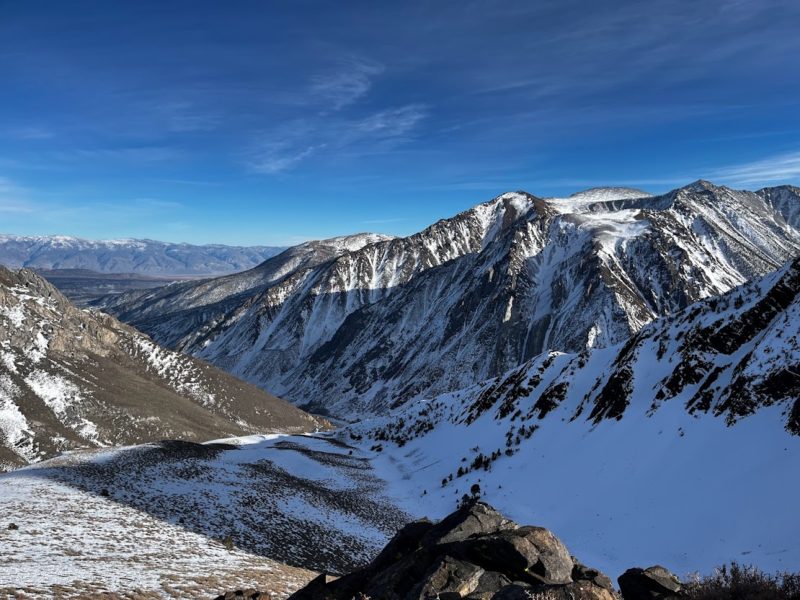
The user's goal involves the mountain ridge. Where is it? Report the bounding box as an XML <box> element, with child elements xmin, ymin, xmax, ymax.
<box><xmin>97</xmin><ymin>181</ymin><xmax>800</xmax><ymax>418</ymax></box>
<box><xmin>0</xmin><ymin>234</ymin><xmax>287</xmax><ymax>276</ymax></box>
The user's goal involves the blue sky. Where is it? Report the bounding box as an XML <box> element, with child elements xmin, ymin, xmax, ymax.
<box><xmin>1</xmin><ymin>0</ymin><xmax>799</xmax><ymax>245</ymax></box>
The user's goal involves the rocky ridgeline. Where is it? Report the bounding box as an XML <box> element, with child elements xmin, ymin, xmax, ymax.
<box><xmin>214</xmin><ymin>502</ymin><xmax>684</xmax><ymax>600</ymax></box>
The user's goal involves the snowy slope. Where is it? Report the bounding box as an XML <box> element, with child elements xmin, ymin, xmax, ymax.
<box><xmin>342</xmin><ymin>258</ymin><xmax>800</xmax><ymax>576</ymax></box>
<box><xmin>0</xmin><ymin>434</ymin><xmax>409</xmax><ymax>598</ymax></box>
<box><xmin>0</xmin><ymin>234</ymin><xmax>285</xmax><ymax>276</ymax></box>
<box><xmin>0</xmin><ymin>267</ymin><xmax>325</xmax><ymax>471</ymax></box>
<box><xmin>101</xmin><ymin>182</ymin><xmax>800</xmax><ymax>418</ymax></box>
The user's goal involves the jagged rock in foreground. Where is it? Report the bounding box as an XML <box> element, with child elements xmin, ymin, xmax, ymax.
<box><xmin>277</xmin><ymin>501</ymin><xmax>618</xmax><ymax>600</ymax></box>
<box><xmin>618</xmin><ymin>566</ymin><xmax>682</xmax><ymax>600</ymax></box>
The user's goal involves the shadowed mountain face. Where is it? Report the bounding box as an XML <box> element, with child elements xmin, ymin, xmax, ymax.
<box><xmin>0</xmin><ymin>267</ymin><xmax>326</xmax><ymax>470</ymax></box>
<box><xmin>96</xmin><ymin>182</ymin><xmax>800</xmax><ymax>418</ymax></box>
<box><xmin>0</xmin><ymin>235</ymin><xmax>285</xmax><ymax>276</ymax></box>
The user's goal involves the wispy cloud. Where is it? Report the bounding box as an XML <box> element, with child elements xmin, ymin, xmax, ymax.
<box><xmin>713</xmin><ymin>151</ymin><xmax>800</xmax><ymax>185</ymax></box>
<box><xmin>250</xmin><ymin>143</ymin><xmax>326</xmax><ymax>175</ymax></box>
<box><xmin>310</xmin><ymin>58</ymin><xmax>384</xmax><ymax>110</ymax></box>
<box><xmin>248</xmin><ymin>104</ymin><xmax>428</xmax><ymax>174</ymax></box>
<box><xmin>353</xmin><ymin>105</ymin><xmax>427</xmax><ymax>138</ymax></box>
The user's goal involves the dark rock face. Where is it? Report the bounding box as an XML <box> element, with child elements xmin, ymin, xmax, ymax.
<box><xmin>617</xmin><ymin>565</ymin><xmax>682</xmax><ymax>599</ymax></box>
<box><xmin>284</xmin><ymin>501</ymin><xmax>617</xmax><ymax>600</ymax></box>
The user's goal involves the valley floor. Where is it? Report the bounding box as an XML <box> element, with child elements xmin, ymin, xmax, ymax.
<box><xmin>0</xmin><ymin>435</ymin><xmax>410</xmax><ymax>599</ymax></box>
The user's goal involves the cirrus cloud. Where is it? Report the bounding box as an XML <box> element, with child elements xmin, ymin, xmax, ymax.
<box><xmin>713</xmin><ymin>151</ymin><xmax>800</xmax><ymax>185</ymax></box>
<box><xmin>248</xmin><ymin>104</ymin><xmax>428</xmax><ymax>174</ymax></box>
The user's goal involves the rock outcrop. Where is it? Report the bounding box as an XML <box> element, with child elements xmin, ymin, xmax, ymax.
<box><xmin>283</xmin><ymin>501</ymin><xmax>618</xmax><ymax>600</ymax></box>
<box><xmin>617</xmin><ymin>566</ymin><xmax>682</xmax><ymax>599</ymax></box>
<box><xmin>211</xmin><ymin>502</ymin><xmax>693</xmax><ymax>600</ymax></box>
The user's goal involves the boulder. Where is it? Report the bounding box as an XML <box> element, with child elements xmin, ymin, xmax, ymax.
<box><xmin>549</xmin><ymin>581</ymin><xmax>618</xmax><ymax>600</ymax></box>
<box><xmin>466</xmin><ymin>571</ymin><xmax>513</xmax><ymax>600</ymax></box>
<box><xmin>573</xmin><ymin>561</ymin><xmax>615</xmax><ymax>591</ymax></box>
<box><xmin>371</xmin><ymin>518</ymin><xmax>434</xmax><ymax>572</ymax></box>
<box><xmin>411</xmin><ymin>555</ymin><xmax>485</xmax><ymax>599</ymax></box>
<box><xmin>617</xmin><ymin>566</ymin><xmax>682</xmax><ymax>599</ymax></box>
<box><xmin>357</xmin><ymin>549</ymin><xmax>437</xmax><ymax>599</ymax></box>
<box><xmin>285</xmin><ymin>502</ymin><xmax>614</xmax><ymax>600</ymax></box>
<box><xmin>421</xmin><ymin>500</ymin><xmax>516</xmax><ymax>546</ymax></box>
<box><xmin>447</xmin><ymin>526</ymin><xmax>573</xmax><ymax>584</ymax></box>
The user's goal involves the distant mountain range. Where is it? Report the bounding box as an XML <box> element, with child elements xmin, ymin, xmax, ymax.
<box><xmin>0</xmin><ymin>235</ymin><xmax>286</xmax><ymax>276</ymax></box>
<box><xmin>97</xmin><ymin>181</ymin><xmax>800</xmax><ymax>418</ymax></box>
<box><xmin>0</xmin><ymin>266</ymin><xmax>325</xmax><ymax>470</ymax></box>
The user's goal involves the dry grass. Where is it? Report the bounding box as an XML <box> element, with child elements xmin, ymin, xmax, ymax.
<box><xmin>682</xmin><ymin>563</ymin><xmax>800</xmax><ymax>600</ymax></box>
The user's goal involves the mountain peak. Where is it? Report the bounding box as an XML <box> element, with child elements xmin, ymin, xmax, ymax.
<box><xmin>682</xmin><ymin>179</ymin><xmax>722</xmax><ymax>193</ymax></box>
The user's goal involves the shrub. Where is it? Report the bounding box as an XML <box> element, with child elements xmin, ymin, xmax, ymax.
<box><xmin>682</xmin><ymin>563</ymin><xmax>800</xmax><ymax>600</ymax></box>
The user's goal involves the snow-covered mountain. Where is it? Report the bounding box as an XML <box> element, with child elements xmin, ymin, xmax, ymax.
<box><xmin>363</xmin><ymin>254</ymin><xmax>800</xmax><ymax>446</ymax></box>
<box><xmin>343</xmin><ymin>257</ymin><xmax>800</xmax><ymax>574</ymax></box>
<box><xmin>0</xmin><ymin>266</ymin><xmax>325</xmax><ymax>471</ymax></box>
<box><xmin>98</xmin><ymin>182</ymin><xmax>800</xmax><ymax>418</ymax></box>
<box><xmin>0</xmin><ymin>234</ymin><xmax>285</xmax><ymax>276</ymax></box>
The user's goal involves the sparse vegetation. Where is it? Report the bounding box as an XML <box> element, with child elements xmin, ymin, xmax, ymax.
<box><xmin>222</xmin><ymin>534</ymin><xmax>235</xmax><ymax>551</ymax></box>
<box><xmin>682</xmin><ymin>563</ymin><xmax>800</xmax><ymax>600</ymax></box>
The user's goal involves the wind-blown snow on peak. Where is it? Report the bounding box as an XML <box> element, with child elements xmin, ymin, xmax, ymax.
<box><xmin>317</xmin><ymin>232</ymin><xmax>396</xmax><ymax>253</ymax></box>
<box><xmin>465</xmin><ymin>192</ymin><xmax>537</xmax><ymax>247</ymax></box>
<box><xmin>101</xmin><ymin>181</ymin><xmax>800</xmax><ymax>417</ymax></box>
